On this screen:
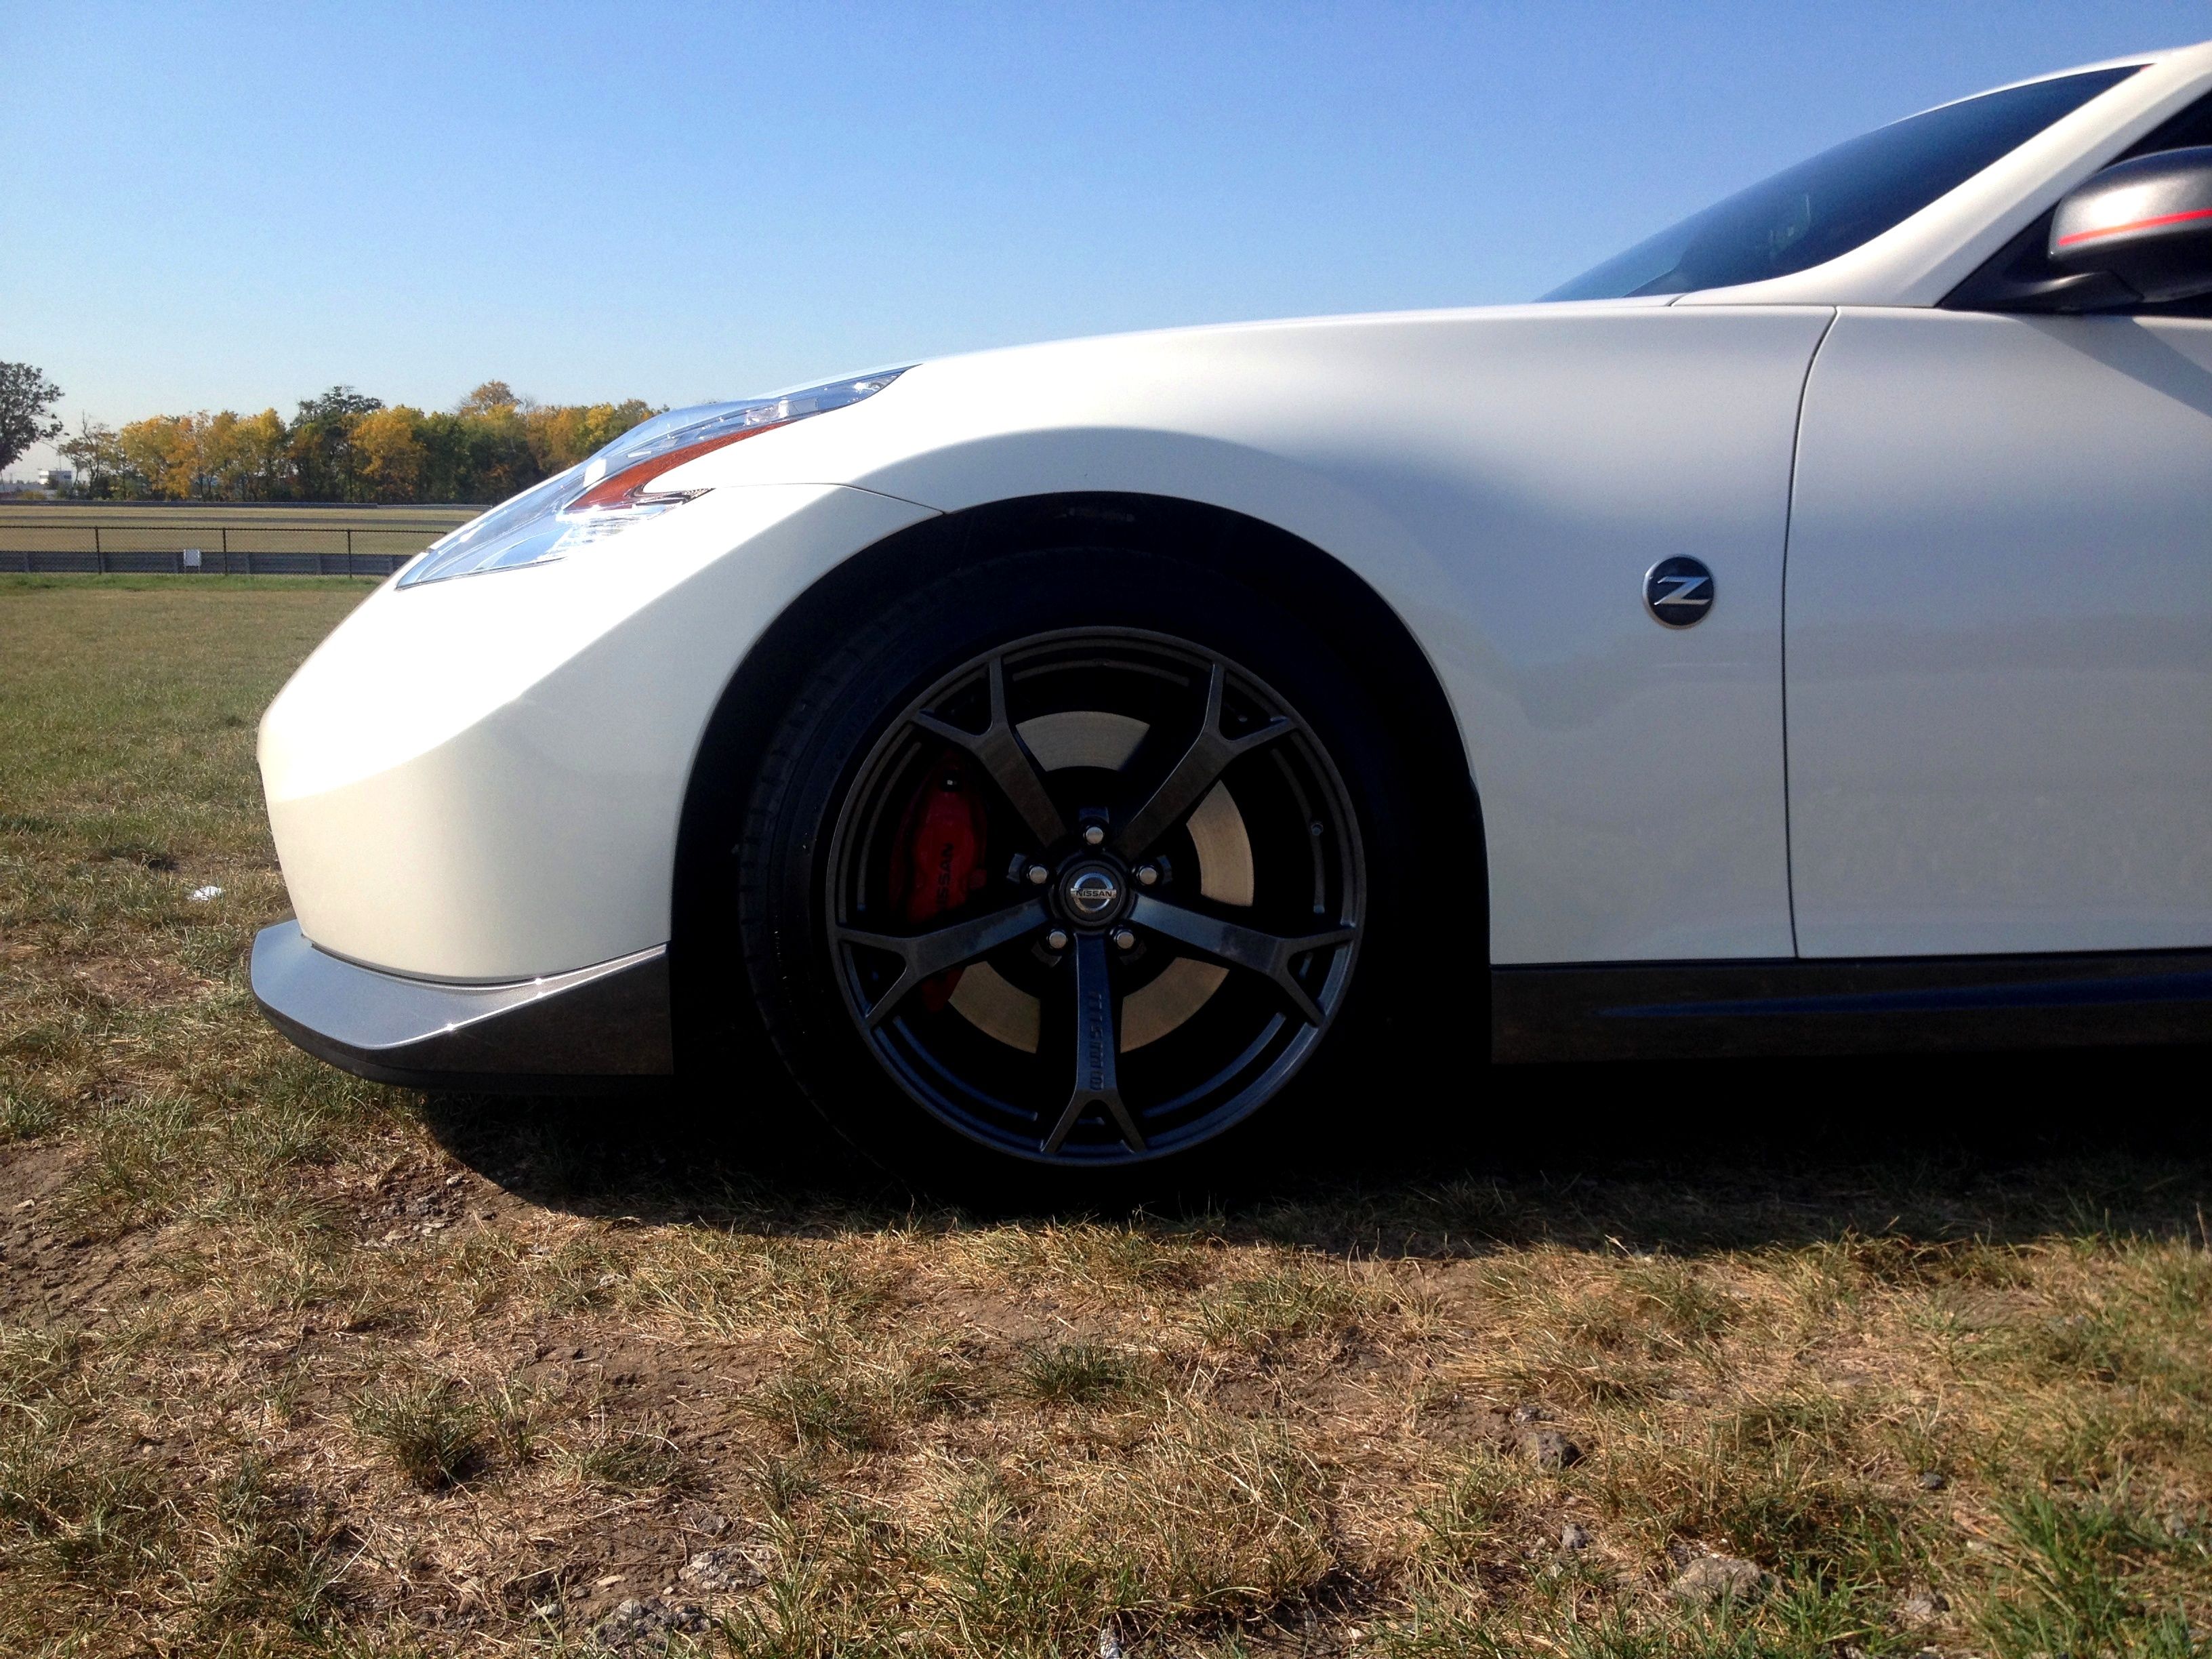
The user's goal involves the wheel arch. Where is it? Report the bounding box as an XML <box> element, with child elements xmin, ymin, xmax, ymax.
<box><xmin>668</xmin><ymin>491</ymin><xmax>1486</xmax><ymax>1071</ymax></box>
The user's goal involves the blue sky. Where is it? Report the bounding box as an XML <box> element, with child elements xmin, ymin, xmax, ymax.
<box><xmin>5</xmin><ymin>1</ymin><xmax>2207</xmax><ymax>474</ymax></box>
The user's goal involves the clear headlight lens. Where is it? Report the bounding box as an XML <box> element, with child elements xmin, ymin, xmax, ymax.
<box><xmin>396</xmin><ymin>368</ymin><xmax>907</xmax><ymax>588</ymax></box>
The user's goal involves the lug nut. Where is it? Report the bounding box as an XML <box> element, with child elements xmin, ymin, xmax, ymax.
<box><xmin>1027</xmin><ymin>863</ymin><xmax>1049</xmax><ymax>885</ymax></box>
<box><xmin>1113</xmin><ymin>928</ymin><xmax>1136</xmax><ymax>951</ymax></box>
<box><xmin>1045</xmin><ymin>928</ymin><xmax>1071</xmax><ymax>951</ymax></box>
<box><xmin>1136</xmin><ymin>864</ymin><xmax>1159</xmax><ymax>886</ymax></box>
<box><xmin>1082</xmin><ymin>824</ymin><xmax>1105</xmax><ymax>846</ymax></box>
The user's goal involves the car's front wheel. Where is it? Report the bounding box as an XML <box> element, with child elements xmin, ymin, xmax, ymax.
<box><xmin>736</xmin><ymin>544</ymin><xmax>1422</xmax><ymax>1184</ymax></box>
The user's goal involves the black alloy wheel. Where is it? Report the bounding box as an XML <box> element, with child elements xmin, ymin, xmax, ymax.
<box><xmin>829</xmin><ymin>630</ymin><xmax>1361</xmax><ymax>1163</ymax></box>
<box><xmin>736</xmin><ymin>546</ymin><xmax>1416</xmax><ymax>1182</ymax></box>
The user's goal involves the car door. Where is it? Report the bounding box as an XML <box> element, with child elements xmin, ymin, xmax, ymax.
<box><xmin>1784</xmin><ymin>306</ymin><xmax>2212</xmax><ymax>957</ymax></box>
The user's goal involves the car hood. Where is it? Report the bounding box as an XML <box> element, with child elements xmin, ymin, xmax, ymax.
<box><xmin>640</xmin><ymin>297</ymin><xmax>1677</xmax><ymax>509</ymax></box>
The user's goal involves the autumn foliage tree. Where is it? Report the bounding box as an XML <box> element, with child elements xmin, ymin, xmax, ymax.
<box><xmin>56</xmin><ymin>418</ymin><xmax>125</xmax><ymax>495</ymax></box>
<box><xmin>59</xmin><ymin>381</ymin><xmax>657</xmax><ymax>504</ymax></box>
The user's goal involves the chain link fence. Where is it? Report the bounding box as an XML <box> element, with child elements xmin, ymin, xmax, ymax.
<box><xmin>0</xmin><ymin>510</ymin><xmax>476</xmax><ymax>577</ymax></box>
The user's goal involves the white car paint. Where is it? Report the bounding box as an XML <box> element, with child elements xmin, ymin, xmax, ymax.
<box><xmin>259</xmin><ymin>41</ymin><xmax>2212</xmax><ymax>986</ymax></box>
<box><xmin>266</xmin><ymin>306</ymin><xmax>1829</xmax><ymax>979</ymax></box>
<box><xmin>1788</xmin><ymin>308</ymin><xmax>2212</xmax><ymax>956</ymax></box>
<box><xmin>262</xmin><ymin>485</ymin><xmax>937</xmax><ymax>978</ymax></box>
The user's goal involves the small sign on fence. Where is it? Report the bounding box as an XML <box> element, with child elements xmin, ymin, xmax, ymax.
<box><xmin>182</xmin><ymin>548</ymin><xmax>203</xmax><ymax>569</ymax></box>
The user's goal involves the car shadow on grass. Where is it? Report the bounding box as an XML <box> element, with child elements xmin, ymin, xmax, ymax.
<box><xmin>414</xmin><ymin>1040</ymin><xmax>2212</xmax><ymax>1256</ymax></box>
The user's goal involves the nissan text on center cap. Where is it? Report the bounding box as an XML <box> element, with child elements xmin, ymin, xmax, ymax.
<box><xmin>1064</xmin><ymin>867</ymin><xmax>1122</xmax><ymax>920</ymax></box>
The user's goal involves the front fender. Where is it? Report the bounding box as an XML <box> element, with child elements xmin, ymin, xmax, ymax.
<box><xmin>671</xmin><ymin>304</ymin><xmax>1830</xmax><ymax>962</ymax></box>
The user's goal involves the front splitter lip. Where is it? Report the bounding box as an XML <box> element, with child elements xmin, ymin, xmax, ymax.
<box><xmin>250</xmin><ymin>920</ymin><xmax>674</xmax><ymax>1093</ymax></box>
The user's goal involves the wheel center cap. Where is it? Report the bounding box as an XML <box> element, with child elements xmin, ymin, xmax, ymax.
<box><xmin>1061</xmin><ymin>863</ymin><xmax>1123</xmax><ymax>924</ymax></box>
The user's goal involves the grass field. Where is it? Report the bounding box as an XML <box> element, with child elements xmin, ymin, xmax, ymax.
<box><xmin>3</xmin><ymin>573</ymin><xmax>2209</xmax><ymax>1658</ymax></box>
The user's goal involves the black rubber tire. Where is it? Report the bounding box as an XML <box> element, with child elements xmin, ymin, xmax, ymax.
<box><xmin>733</xmin><ymin>543</ymin><xmax>1429</xmax><ymax>1200</ymax></box>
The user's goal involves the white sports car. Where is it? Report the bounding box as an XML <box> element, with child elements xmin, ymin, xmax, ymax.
<box><xmin>255</xmin><ymin>43</ymin><xmax>2212</xmax><ymax>1174</ymax></box>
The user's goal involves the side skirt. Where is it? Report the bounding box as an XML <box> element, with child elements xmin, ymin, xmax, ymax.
<box><xmin>1492</xmin><ymin>949</ymin><xmax>2212</xmax><ymax>1063</ymax></box>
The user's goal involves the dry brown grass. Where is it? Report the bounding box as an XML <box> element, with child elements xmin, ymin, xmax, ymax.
<box><xmin>3</xmin><ymin>574</ymin><xmax>2210</xmax><ymax>1657</ymax></box>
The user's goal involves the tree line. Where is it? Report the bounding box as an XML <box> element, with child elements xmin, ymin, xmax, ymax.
<box><xmin>20</xmin><ymin>370</ymin><xmax>659</xmax><ymax>504</ymax></box>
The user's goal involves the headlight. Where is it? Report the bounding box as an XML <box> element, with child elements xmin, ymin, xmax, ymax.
<box><xmin>396</xmin><ymin>368</ymin><xmax>907</xmax><ymax>588</ymax></box>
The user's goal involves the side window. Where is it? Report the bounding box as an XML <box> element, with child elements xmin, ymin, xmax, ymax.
<box><xmin>1552</xmin><ymin>66</ymin><xmax>2139</xmax><ymax>301</ymax></box>
<box><xmin>1946</xmin><ymin>88</ymin><xmax>2212</xmax><ymax>316</ymax></box>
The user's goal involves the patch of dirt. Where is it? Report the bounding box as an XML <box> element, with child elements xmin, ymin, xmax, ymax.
<box><xmin>906</xmin><ymin>1286</ymin><xmax>1065</xmax><ymax>1347</ymax></box>
<box><xmin>1412</xmin><ymin>1387</ymin><xmax>1516</xmax><ymax>1446</ymax></box>
<box><xmin>0</xmin><ymin>1141</ymin><xmax>167</xmax><ymax>1324</ymax></box>
<box><xmin>67</xmin><ymin>953</ymin><xmax>211</xmax><ymax>1009</ymax></box>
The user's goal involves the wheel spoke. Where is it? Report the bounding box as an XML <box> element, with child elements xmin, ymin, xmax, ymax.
<box><xmin>1042</xmin><ymin>931</ymin><xmax>1146</xmax><ymax>1155</ymax></box>
<box><xmin>1127</xmin><ymin>893</ymin><xmax>1353</xmax><ymax>1026</ymax></box>
<box><xmin>1110</xmin><ymin>662</ymin><xmax>1292</xmax><ymax>859</ymax></box>
<box><xmin>913</xmin><ymin>656</ymin><xmax>1068</xmax><ymax>848</ymax></box>
<box><xmin>838</xmin><ymin>897</ymin><xmax>1050</xmax><ymax>1027</ymax></box>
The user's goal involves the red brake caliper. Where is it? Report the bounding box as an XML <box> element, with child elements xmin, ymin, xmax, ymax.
<box><xmin>886</xmin><ymin>752</ymin><xmax>991</xmax><ymax>1011</ymax></box>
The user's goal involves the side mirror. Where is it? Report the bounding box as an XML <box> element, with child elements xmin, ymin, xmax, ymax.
<box><xmin>2048</xmin><ymin>144</ymin><xmax>2212</xmax><ymax>305</ymax></box>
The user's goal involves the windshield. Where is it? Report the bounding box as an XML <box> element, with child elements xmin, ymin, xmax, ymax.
<box><xmin>1546</xmin><ymin>65</ymin><xmax>2139</xmax><ymax>301</ymax></box>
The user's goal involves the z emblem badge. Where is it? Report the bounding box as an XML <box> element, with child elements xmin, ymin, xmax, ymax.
<box><xmin>1644</xmin><ymin>556</ymin><xmax>1715</xmax><ymax>629</ymax></box>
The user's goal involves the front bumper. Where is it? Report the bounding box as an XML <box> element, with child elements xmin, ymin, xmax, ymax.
<box><xmin>251</xmin><ymin>920</ymin><xmax>672</xmax><ymax>1091</ymax></box>
<box><xmin>258</xmin><ymin>483</ymin><xmax>938</xmax><ymax>981</ymax></box>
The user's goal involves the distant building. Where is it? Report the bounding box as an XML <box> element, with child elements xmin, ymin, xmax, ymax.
<box><xmin>37</xmin><ymin>468</ymin><xmax>74</xmax><ymax>489</ymax></box>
